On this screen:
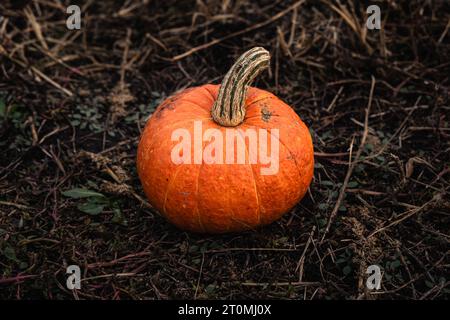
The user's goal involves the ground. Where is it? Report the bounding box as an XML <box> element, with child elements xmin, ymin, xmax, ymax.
<box><xmin>0</xmin><ymin>0</ymin><xmax>449</xmax><ymax>299</ymax></box>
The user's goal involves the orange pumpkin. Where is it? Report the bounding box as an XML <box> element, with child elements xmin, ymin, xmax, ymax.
<box><xmin>137</xmin><ymin>47</ymin><xmax>314</xmax><ymax>233</ymax></box>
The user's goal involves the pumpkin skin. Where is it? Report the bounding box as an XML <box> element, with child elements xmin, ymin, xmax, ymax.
<box><xmin>137</xmin><ymin>84</ymin><xmax>314</xmax><ymax>233</ymax></box>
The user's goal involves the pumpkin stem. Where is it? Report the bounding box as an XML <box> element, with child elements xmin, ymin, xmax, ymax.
<box><xmin>211</xmin><ymin>47</ymin><xmax>270</xmax><ymax>127</ymax></box>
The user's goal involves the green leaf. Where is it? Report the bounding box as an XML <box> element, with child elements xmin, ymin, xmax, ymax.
<box><xmin>111</xmin><ymin>208</ymin><xmax>127</xmax><ymax>226</ymax></box>
<box><xmin>189</xmin><ymin>245</ymin><xmax>199</xmax><ymax>253</ymax></box>
<box><xmin>320</xmin><ymin>180</ymin><xmax>335</xmax><ymax>186</ymax></box>
<box><xmin>3</xmin><ymin>245</ymin><xmax>18</xmax><ymax>262</ymax></box>
<box><xmin>77</xmin><ymin>202</ymin><xmax>105</xmax><ymax>215</ymax></box>
<box><xmin>347</xmin><ymin>181</ymin><xmax>358</xmax><ymax>188</ymax></box>
<box><xmin>376</xmin><ymin>156</ymin><xmax>385</xmax><ymax>162</ymax></box>
<box><xmin>62</xmin><ymin>188</ymin><xmax>105</xmax><ymax>199</ymax></box>
<box><xmin>391</xmin><ymin>260</ymin><xmax>401</xmax><ymax>269</ymax></box>
<box><xmin>209</xmin><ymin>242</ymin><xmax>221</xmax><ymax>249</ymax></box>
<box><xmin>318</xmin><ymin>218</ymin><xmax>327</xmax><ymax>227</ymax></box>
<box><xmin>205</xmin><ymin>284</ymin><xmax>216</xmax><ymax>295</ymax></box>
<box><xmin>0</xmin><ymin>98</ymin><xmax>5</xmax><ymax>117</ymax></box>
<box><xmin>343</xmin><ymin>265</ymin><xmax>352</xmax><ymax>276</ymax></box>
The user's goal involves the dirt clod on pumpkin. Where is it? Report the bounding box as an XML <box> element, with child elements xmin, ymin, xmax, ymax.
<box><xmin>261</xmin><ymin>107</ymin><xmax>272</xmax><ymax>122</ymax></box>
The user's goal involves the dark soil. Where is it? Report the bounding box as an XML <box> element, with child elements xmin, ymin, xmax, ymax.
<box><xmin>0</xmin><ymin>0</ymin><xmax>449</xmax><ymax>299</ymax></box>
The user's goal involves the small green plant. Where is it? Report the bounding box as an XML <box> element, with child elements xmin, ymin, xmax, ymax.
<box><xmin>62</xmin><ymin>188</ymin><xmax>127</xmax><ymax>225</ymax></box>
<box><xmin>0</xmin><ymin>96</ymin><xmax>32</xmax><ymax>151</ymax></box>
<box><xmin>384</xmin><ymin>258</ymin><xmax>404</xmax><ymax>283</ymax></box>
<box><xmin>0</xmin><ymin>96</ymin><xmax>27</xmax><ymax>129</ymax></box>
<box><xmin>336</xmin><ymin>248</ymin><xmax>353</xmax><ymax>277</ymax></box>
<box><xmin>0</xmin><ymin>97</ymin><xmax>5</xmax><ymax>119</ymax></box>
<box><xmin>125</xmin><ymin>92</ymin><xmax>165</xmax><ymax>124</ymax></box>
<box><xmin>62</xmin><ymin>188</ymin><xmax>107</xmax><ymax>214</ymax></box>
<box><xmin>69</xmin><ymin>104</ymin><xmax>104</xmax><ymax>132</ymax></box>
